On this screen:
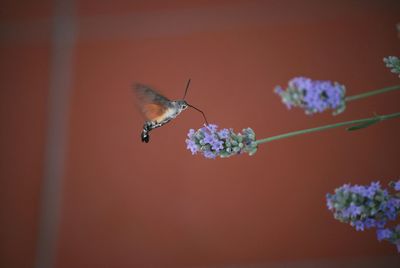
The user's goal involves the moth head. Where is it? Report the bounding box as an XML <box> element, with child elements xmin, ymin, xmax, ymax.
<box><xmin>177</xmin><ymin>100</ymin><xmax>189</xmax><ymax>110</ymax></box>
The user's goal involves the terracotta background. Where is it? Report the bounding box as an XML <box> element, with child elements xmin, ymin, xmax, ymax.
<box><xmin>1</xmin><ymin>1</ymin><xmax>400</xmax><ymax>268</ymax></box>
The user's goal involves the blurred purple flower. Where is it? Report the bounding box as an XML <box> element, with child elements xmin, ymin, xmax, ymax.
<box><xmin>327</xmin><ymin>180</ymin><xmax>400</xmax><ymax>253</ymax></box>
<box><xmin>394</xmin><ymin>180</ymin><xmax>400</xmax><ymax>191</ymax></box>
<box><xmin>376</xmin><ymin>228</ymin><xmax>393</xmax><ymax>241</ymax></box>
<box><xmin>354</xmin><ymin>221</ymin><xmax>365</xmax><ymax>231</ymax></box>
<box><xmin>348</xmin><ymin>204</ymin><xmax>362</xmax><ymax>217</ymax></box>
<box><xmin>364</xmin><ymin>218</ymin><xmax>376</xmax><ymax>229</ymax></box>
<box><xmin>275</xmin><ymin>76</ymin><xmax>346</xmax><ymax>115</ymax></box>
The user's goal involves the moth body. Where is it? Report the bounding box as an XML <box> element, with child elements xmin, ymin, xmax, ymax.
<box><xmin>140</xmin><ymin>100</ymin><xmax>188</xmax><ymax>143</ymax></box>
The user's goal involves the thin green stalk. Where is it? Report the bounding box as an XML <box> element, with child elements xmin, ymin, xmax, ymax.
<box><xmin>345</xmin><ymin>85</ymin><xmax>400</xmax><ymax>102</ymax></box>
<box><xmin>255</xmin><ymin>112</ymin><xmax>400</xmax><ymax>145</ymax></box>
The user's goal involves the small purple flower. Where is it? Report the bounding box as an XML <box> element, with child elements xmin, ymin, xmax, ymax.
<box><xmin>289</xmin><ymin>77</ymin><xmax>313</xmax><ymax>90</ymax></box>
<box><xmin>348</xmin><ymin>204</ymin><xmax>362</xmax><ymax>217</ymax></box>
<box><xmin>370</xmin><ymin>181</ymin><xmax>381</xmax><ymax>189</ymax></box>
<box><xmin>187</xmin><ymin>129</ymin><xmax>195</xmax><ymax>138</ymax></box>
<box><xmin>351</xmin><ymin>185</ymin><xmax>367</xmax><ymax>196</ymax></box>
<box><xmin>375</xmin><ymin>220</ymin><xmax>387</xmax><ymax>229</ymax></box>
<box><xmin>186</xmin><ymin>139</ymin><xmax>198</xmax><ymax>154</ymax></box>
<box><xmin>376</xmin><ymin>228</ymin><xmax>393</xmax><ymax>241</ymax></box>
<box><xmin>365</xmin><ymin>182</ymin><xmax>380</xmax><ymax>198</ymax></box>
<box><xmin>275</xmin><ymin>76</ymin><xmax>346</xmax><ymax>115</ymax></box>
<box><xmin>211</xmin><ymin>139</ymin><xmax>224</xmax><ymax>152</ymax></box>
<box><xmin>394</xmin><ymin>180</ymin><xmax>400</xmax><ymax>191</ymax></box>
<box><xmin>205</xmin><ymin>124</ymin><xmax>218</xmax><ymax>132</ymax></box>
<box><xmin>218</xmin><ymin>129</ymin><xmax>230</xmax><ymax>139</ymax></box>
<box><xmin>364</xmin><ymin>218</ymin><xmax>376</xmax><ymax>229</ymax></box>
<box><xmin>203</xmin><ymin>150</ymin><xmax>216</xmax><ymax>159</ymax></box>
<box><xmin>202</xmin><ymin>133</ymin><xmax>215</xmax><ymax>145</ymax></box>
<box><xmin>354</xmin><ymin>221</ymin><xmax>365</xmax><ymax>231</ymax></box>
<box><xmin>326</xmin><ymin>194</ymin><xmax>334</xmax><ymax>210</ymax></box>
<box><xmin>385</xmin><ymin>198</ymin><xmax>400</xmax><ymax>220</ymax></box>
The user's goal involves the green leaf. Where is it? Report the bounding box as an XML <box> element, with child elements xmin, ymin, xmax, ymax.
<box><xmin>346</xmin><ymin>118</ymin><xmax>380</xmax><ymax>131</ymax></box>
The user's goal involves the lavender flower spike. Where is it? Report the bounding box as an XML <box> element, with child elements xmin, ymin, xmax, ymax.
<box><xmin>327</xmin><ymin>180</ymin><xmax>400</xmax><ymax>253</ymax></box>
<box><xmin>275</xmin><ymin>76</ymin><xmax>346</xmax><ymax>115</ymax></box>
<box><xmin>185</xmin><ymin>124</ymin><xmax>257</xmax><ymax>159</ymax></box>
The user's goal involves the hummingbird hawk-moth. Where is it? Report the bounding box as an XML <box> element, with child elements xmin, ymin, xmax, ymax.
<box><xmin>134</xmin><ymin>79</ymin><xmax>208</xmax><ymax>143</ymax></box>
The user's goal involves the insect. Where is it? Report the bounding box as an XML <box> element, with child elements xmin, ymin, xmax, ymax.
<box><xmin>134</xmin><ymin>79</ymin><xmax>208</xmax><ymax>143</ymax></box>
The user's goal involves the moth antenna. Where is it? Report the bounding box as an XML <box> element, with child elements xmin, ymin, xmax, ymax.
<box><xmin>187</xmin><ymin>103</ymin><xmax>209</xmax><ymax>125</ymax></box>
<box><xmin>182</xmin><ymin>78</ymin><xmax>191</xmax><ymax>100</ymax></box>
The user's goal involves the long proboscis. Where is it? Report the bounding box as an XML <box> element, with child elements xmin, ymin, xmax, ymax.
<box><xmin>188</xmin><ymin>103</ymin><xmax>209</xmax><ymax>125</ymax></box>
<box><xmin>182</xmin><ymin>79</ymin><xmax>191</xmax><ymax>100</ymax></box>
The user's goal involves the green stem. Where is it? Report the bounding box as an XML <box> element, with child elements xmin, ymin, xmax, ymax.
<box><xmin>345</xmin><ymin>85</ymin><xmax>400</xmax><ymax>102</ymax></box>
<box><xmin>255</xmin><ymin>112</ymin><xmax>400</xmax><ymax>145</ymax></box>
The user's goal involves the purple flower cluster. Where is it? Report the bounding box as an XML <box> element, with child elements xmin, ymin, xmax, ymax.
<box><xmin>326</xmin><ymin>180</ymin><xmax>400</xmax><ymax>252</ymax></box>
<box><xmin>376</xmin><ymin>225</ymin><xmax>400</xmax><ymax>252</ymax></box>
<box><xmin>383</xmin><ymin>56</ymin><xmax>400</xmax><ymax>78</ymax></box>
<box><xmin>186</xmin><ymin>124</ymin><xmax>257</xmax><ymax>159</ymax></box>
<box><xmin>275</xmin><ymin>77</ymin><xmax>346</xmax><ymax>115</ymax></box>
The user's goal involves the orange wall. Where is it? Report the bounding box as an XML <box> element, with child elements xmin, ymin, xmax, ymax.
<box><xmin>0</xmin><ymin>23</ymin><xmax>51</xmax><ymax>268</ymax></box>
<box><xmin>1</xmin><ymin>1</ymin><xmax>400</xmax><ymax>268</ymax></box>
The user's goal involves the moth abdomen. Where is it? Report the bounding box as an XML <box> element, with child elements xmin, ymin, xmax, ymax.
<box><xmin>141</xmin><ymin>131</ymin><xmax>150</xmax><ymax>143</ymax></box>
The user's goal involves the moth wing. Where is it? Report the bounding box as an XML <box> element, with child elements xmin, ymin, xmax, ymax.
<box><xmin>142</xmin><ymin>103</ymin><xmax>168</xmax><ymax>121</ymax></box>
<box><xmin>134</xmin><ymin>84</ymin><xmax>171</xmax><ymax>121</ymax></box>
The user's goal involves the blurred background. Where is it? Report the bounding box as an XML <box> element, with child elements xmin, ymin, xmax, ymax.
<box><xmin>1</xmin><ymin>1</ymin><xmax>400</xmax><ymax>267</ymax></box>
